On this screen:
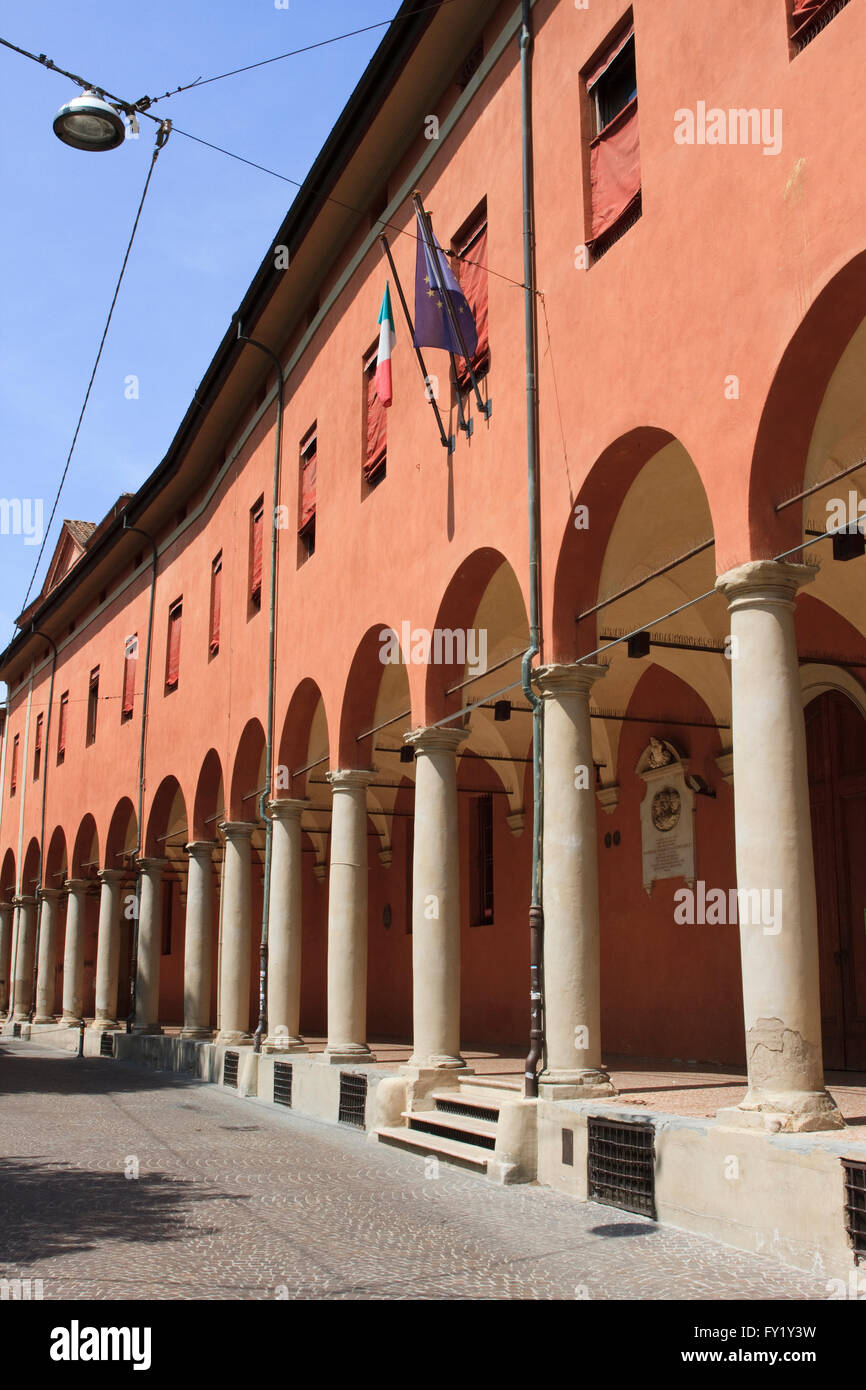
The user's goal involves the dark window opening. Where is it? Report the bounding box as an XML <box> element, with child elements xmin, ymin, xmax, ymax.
<box><xmin>161</xmin><ymin>883</ymin><xmax>172</xmax><ymax>956</ymax></box>
<box><xmin>585</xmin><ymin>24</ymin><xmax>641</xmax><ymax>260</ymax></box>
<box><xmin>452</xmin><ymin>202</ymin><xmax>489</xmax><ymax>392</ymax></box>
<box><xmin>57</xmin><ymin>692</ymin><xmax>68</xmax><ymax>764</ymax></box>
<box><xmin>10</xmin><ymin>734</ymin><xmax>19</xmax><ymax>795</ymax></box>
<box><xmin>405</xmin><ymin>818</ymin><xmax>414</xmax><ymax>935</ymax></box>
<box><xmin>363</xmin><ymin>345</ymin><xmax>387</xmax><ymax>487</ymax></box>
<box><xmin>790</xmin><ymin>0</ymin><xmax>852</xmax><ymax>50</ymax></box>
<box><xmin>209</xmin><ymin>553</ymin><xmax>222</xmax><ymax>656</ymax></box>
<box><xmin>165</xmin><ymin>600</ymin><xmax>182</xmax><ymax>692</ymax></box>
<box><xmin>121</xmin><ymin>635</ymin><xmax>137</xmax><ymax>722</ymax></box>
<box><xmin>470</xmin><ymin>792</ymin><xmax>494</xmax><ymax>926</ymax></box>
<box><xmin>298</xmin><ymin>428</ymin><xmax>317</xmax><ymax>563</ymax></box>
<box><xmin>250</xmin><ymin>497</ymin><xmax>264</xmax><ymax>611</ymax></box>
<box><xmin>86</xmin><ymin>669</ymin><xmax>99</xmax><ymax>746</ymax></box>
<box><xmin>33</xmin><ymin>713</ymin><xmax>43</xmax><ymax>781</ymax></box>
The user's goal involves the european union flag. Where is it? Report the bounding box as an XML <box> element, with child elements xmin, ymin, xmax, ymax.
<box><xmin>412</xmin><ymin>210</ymin><xmax>478</xmax><ymax>360</ymax></box>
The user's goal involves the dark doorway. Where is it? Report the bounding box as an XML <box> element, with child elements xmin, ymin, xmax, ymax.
<box><xmin>807</xmin><ymin>689</ymin><xmax>866</xmax><ymax>1070</ymax></box>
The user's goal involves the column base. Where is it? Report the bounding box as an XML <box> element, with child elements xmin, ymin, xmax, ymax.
<box><xmin>32</xmin><ymin>1014</ymin><xmax>58</xmax><ymax>1026</ymax></box>
<box><xmin>406</xmin><ymin>1052</ymin><xmax>467</xmax><ymax>1070</ymax></box>
<box><xmin>132</xmin><ymin>1024</ymin><xmax>164</xmax><ymax>1036</ymax></box>
<box><xmin>322</xmin><ymin>1044</ymin><xmax>374</xmax><ymax>1065</ymax></box>
<box><xmin>180</xmin><ymin>1026</ymin><xmax>214</xmax><ymax>1040</ymax></box>
<box><xmin>61</xmin><ymin>1014</ymin><xmax>84</xmax><ymax>1028</ymax></box>
<box><xmin>262</xmin><ymin>1035</ymin><xmax>307</xmax><ymax>1053</ymax></box>
<box><xmin>11</xmin><ymin>1010</ymin><xmax>31</xmax><ymax>1023</ymax></box>
<box><xmin>716</xmin><ymin>1088</ymin><xmax>845</xmax><ymax>1134</ymax></box>
<box><xmin>537</xmin><ymin>1067</ymin><xmax>617</xmax><ymax>1101</ymax></box>
<box><xmin>90</xmin><ymin>1017</ymin><xmax>119</xmax><ymax>1031</ymax></box>
<box><xmin>214</xmin><ymin>1030</ymin><xmax>252</xmax><ymax>1046</ymax></box>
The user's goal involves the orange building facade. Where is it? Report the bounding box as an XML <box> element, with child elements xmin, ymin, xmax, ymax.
<box><xmin>1</xmin><ymin>0</ymin><xmax>865</xmax><ymax>1166</ymax></box>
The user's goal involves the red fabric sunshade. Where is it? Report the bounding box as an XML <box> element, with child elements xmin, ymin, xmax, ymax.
<box><xmin>365</xmin><ymin>357</ymin><xmax>387</xmax><ymax>479</ymax></box>
<box><xmin>57</xmin><ymin>696</ymin><xmax>68</xmax><ymax>756</ymax></box>
<box><xmin>790</xmin><ymin>0</ymin><xmax>837</xmax><ymax>34</ymax></box>
<box><xmin>456</xmin><ymin>220</ymin><xmax>489</xmax><ymax>387</ymax></box>
<box><xmin>298</xmin><ymin>439</ymin><xmax>317</xmax><ymax>531</ymax></box>
<box><xmin>122</xmin><ymin>641</ymin><xmax>136</xmax><ymax>716</ymax></box>
<box><xmin>585</xmin><ymin>22</ymin><xmax>634</xmax><ymax>91</ymax></box>
<box><xmin>166</xmin><ymin>604</ymin><xmax>182</xmax><ymax>689</ymax></box>
<box><xmin>210</xmin><ymin>558</ymin><xmax>222</xmax><ymax>653</ymax></box>
<box><xmin>587</xmin><ymin>97</ymin><xmax>641</xmax><ymax>245</ymax></box>
<box><xmin>250</xmin><ymin>503</ymin><xmax>264</xmax><ymax>600</ymax></box>
<box><xmin>10</xmin><ymin>735</ymin><xmax>18</xmax><ymax>791</ymax></box>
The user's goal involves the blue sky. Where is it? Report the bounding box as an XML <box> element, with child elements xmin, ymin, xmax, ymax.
<box><xmin>0</xmin><ymin>1</ymin><xmax>392</xmax><ymax>688</ymax></box>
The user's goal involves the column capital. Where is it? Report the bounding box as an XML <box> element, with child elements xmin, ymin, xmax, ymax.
<box><xmin>38</xmin><ymin>886</ymin><xmax>63</xmax><ymax>902</ymax></box>
<box><xmin>184</xmin><ymin>840</ymin><xmax>217</xmax><ymax>859</ymax></box>
<box><xmin>97</xmin><ymin>868</ymin><xmax>126</xmax><ymax>886</ymax></box>
<box><xmin>325</xmin><ymin>769</ymin><xmax>376</xmax><ymax>791</ymax></box>
<box><xmin>64</xmin><ymin>878</ymin><xmax>90</xmax><ymax>894</ymax></box>
<box><xmin>0</xmin><ymin>900</ymin><xmax>13</xmax><ymax>917</ymax></box>
<box><xmin>218</xmin><ymin>821</ymin><xmax>255</xmax><ymax>842</ymax></box>
<box><xmin>715</xmin><ymin>559</ymin><xmax>816</xmax><ymax>610</ymax></box>
<box><xmin>136</xmin><ymin>857</ymin><xmax>169</xmax><ymax>875</ymax></box>
<box><xmin>403</xmin><ymin>725</ymin><xmax>464</xmax><ymax>757</ymax></box>
<box><xmin>535</xmin><ymin>662</ymin><xmax>608</xmax><ymax>699</ymax></box>
<box><xmin>266</xmin><ymin>798</ymin><xmax>309</xmax><ymax>821</ymax></box>
<box><xmin>14</xmin><ymin>894</ymin><xmax>37</xmax><ymax>908</ymax></box>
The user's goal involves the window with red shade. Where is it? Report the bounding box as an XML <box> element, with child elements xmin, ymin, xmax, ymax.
<box><xmin>86</xmin><ymin>668</ymin><xmax>99</xmax><ymax>746</ymax></box>
<box><xmin>584</xmin><ymin>23</ymin><xmax>641</xmax><ymax>258</ymax></box>
<box><xmin>121</xmin><ymin>634</ymin><xmax>137</xmax><ymax>722</ymax></box>
<box><xmin>363</xmin><ymin>345</ymin><xmax>387</xmax><ymax>485</ymax></box>
<box><xmin>10</xmin><ymin>734</ymin><xmax>19</xmax><ymax>795</ymax></box>
<box><xmin>57</xmin><ymin>692</ymin><xmax>68</xmax><ymax>764</ymax></box>
<box><xmin>250</xmin><ymin>498</ymin><xmax>264</xmax><ymax>610</ymax></box>
<box><xmin>452</xmin><ymin>203</ymin><xmax>489</xmax><ymax>391</ymax></box>
<box><xmin>165</xmin><ymin>600</ymin><xmax>182</xmax><ymax>692</ymax></box>
<box><xmin>790</xmin><ymin>0</ymin><xmax>852</xmax><ymax>49</ymax></box>
<box><xmin>298</xmin><ymin>427</ymin><xmax>317</xmax><ymax>561</ymax></box>
<box><xmin>210</xmin><ymin>553</ymin><xmax>222</xmax><ymax>655</ymax></box>
<box><xmin>33</xmin><ymin>713</ymin><xmax>43</xmax><ymax>780</ymax></box>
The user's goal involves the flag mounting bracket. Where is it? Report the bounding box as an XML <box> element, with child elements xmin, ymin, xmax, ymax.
<box><xmin>379</xmin><ymin>233</ymin><xmax>455</xmax><ymax>455</ymax></box>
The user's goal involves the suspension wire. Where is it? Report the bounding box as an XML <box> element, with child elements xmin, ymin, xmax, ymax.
<box><xmin>19</xmin><ymin>124</ymin><xmax>171</xmax><ymax>611</ymax></box>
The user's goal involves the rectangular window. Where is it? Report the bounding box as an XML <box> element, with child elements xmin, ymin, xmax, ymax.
<box><xmin>470</xmin><ymin>792</ymin><xmax>494</xmax><ymax>926</ymax></box>
<box><xmin>405</xmin><ymin>818</ymin><xmax>414</xmax><ymax>935</ymax></box>
<box><xmin>165</xmin><ymin>600</ymin><xmax>182</xmax><ymax>692</ymax></box>
<box><xmin>298</xmin><ymin>427</ymin><xmax>317</xmax><ymax>560</ymax></box>
<box><xmin>790</xmin><ymin>0</ymin><xmax>852</xmax><ymax>49</ymax></box>
<box><xmin>33</xmin><ymin>713</ymin><xmax>43</xmax><ymax>781</ymax></box>
<box><xmin>249</xmin><ymin>498</ymin><xmax>264</xmax><ymax>610</ymax></box>
<box><xmin>121</xmin><ymin>634</ymin><xmax>137</xmax><ymax>721</ymax></box>
<box><xmin>10</xmin><ymin>734</ymin><xmax>19</xmax><ymax>795</ymax></box>
<box><xmin>86</xmin><ymin>668</ymin><xmax>100</xmax><ymax>746</ymax></box>
<box><xmin>57</xmin><ymin>692</ymin><xmax>68</xmax><ymax>764</ymax></box>
<box><xmin>452</xmin><ymin>203</ymin><xmax>489</xmax><ymax>391</ymax></box>
<box><xmin>210</xmin><ymin>553</ymin><xmax>222</xmax><ymax>655</ymax></box>
<box><xmin>161</xmin><ymin>882</ymin><xmax>172</xmax><ymax>956</ymax></box>
<box><xmin>585</xmin><ymin>23</ymin><xmax>641</xmax><ymax>257</ymax></box>
<box><xmin>363</xmin><ymin>345</ymin><xmax>387</xmax><ymax>485</ymax></box>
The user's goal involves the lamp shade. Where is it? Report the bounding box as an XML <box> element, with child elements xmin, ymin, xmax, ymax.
<box><xmin>53</xmin><ymin>91</ymin><xmax>126</xmax><ymax>152</ymax></box>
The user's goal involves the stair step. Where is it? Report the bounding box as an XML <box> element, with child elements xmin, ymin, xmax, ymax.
<box><xmin>405</xmin><ymin>1109</ymin><xmax>497</xmax><ymax>1146</ymax></box>
<box><xmin>377</xmin><ymin>1126</ymin><xmax>490</xmax><ymax>1172</ymax></box>
<box><xmin>431</xmin><ymin>1091</ymin><xmax>501</xmax><ymax>1120</ymax></box>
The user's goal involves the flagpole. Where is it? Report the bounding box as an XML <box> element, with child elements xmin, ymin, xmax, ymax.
<box><xmin>379</xmin><ymin>234</ymin><xmax>454</xmax><ymax>454</ymax></box>
<box><xmin>412</xmin><ymin>191</ymin><xmax>492</xmax><ymax>421</ymax></box>
<box><xmin>448</xmin><ymin>352</ymin><xmax>473</xmax><ymax>437</ymax></box>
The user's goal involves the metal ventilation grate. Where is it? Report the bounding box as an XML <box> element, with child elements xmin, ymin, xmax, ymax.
<box><xmin>99</xmin><ymin>1032</ymin><xmax>114</xmax><ymax>1058</ymax></box>
<box><xmin>562</xmin><ymin>1128</ymin><xmax>574</xmax><ymax>1167</ymax></box>
<box><xmin>338</xmin><ymin>1072</ymin><xmax>367</xmax><ymax>1128</ymax></box>
<box><xmin>435</xmin><ymin>1097</ymin><xmax>499</xmax><ymax>1121</ymax></box>
<box><xmin>223</xmin><ymin>1051</ymin><xmax>239</xmax><ymax>1088</ymax></box>
<box><xmin>273</xmin><ymin>1061</ymin><xmax>293</xmax><ymax>1108</ymax></box>
<box><xmin>409</xmin><ymin>1115</ymin><xmax>496</xmax><ymax>1151</ymax></box>
<box><xmin>843</xmin><ymin>1158</ymin><xmax>866</xmax><ymax>1263</ymax></box>
<box><xmin>588</xmin><ymin>1117</ymin><xmax>656</xmax><ymax>1219</ymax></box>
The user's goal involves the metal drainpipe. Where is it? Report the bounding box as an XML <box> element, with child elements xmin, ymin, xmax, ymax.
<box><xmin>519</xmin><ymin>0</ymin><xmax>545</xmax><ymax>1100</ymax></box>
<box><xmin>235</xmin><ymin>323</ymin><xmax>284</xmax><ymax>1054</ymax></box>
<box><xmin>122</xmin><ymin>522</ymin><xmax>158</xmax><ymax>1032</ymax></box>
<box><xmin>28</xmin><ymin>628</ymin><xmax>57</xmax><ymax>1021</ymax></box>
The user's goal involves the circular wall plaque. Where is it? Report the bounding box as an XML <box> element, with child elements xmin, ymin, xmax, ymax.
<box><xmin>651</xmin><ymin>786</ymin><xmax>681</xmax><ymax>832</ymax></box>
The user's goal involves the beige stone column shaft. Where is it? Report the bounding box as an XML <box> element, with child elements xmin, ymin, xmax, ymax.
<box><xmin>33</xmin><ymin>889</ymin><xmax>63</xmax><ymax>1024</ymax></box>
<box><xmin>62</xmin><ymin>880</ymin><xmax>88</xmax><ymax>1025</ymax></box>
<box><xmin>182</xmin><ymin>842</ymin><xmax>216</xmax><ymax>1038</ymax></box>
<box><xmin>265</xmin><ymin>801</ymin><xmax>308</xmax><ymax>1051</ymax></box>
<box><xmin>404</xmin><ymin>727</ymin><xmax>465</xmax><ymax>1070</ymax></box>
<box><xmin>324</xmin><ymin>771</ymin><xmax>374</xmax><ymax>1062</ymax></box>
<box><xmin>716</xmin><ymin>560</ymin><xmax>842</xmax><ymax>1130</ymax></box>
<box><xmin>92</xmin><ymin>870</ymin><xmax>125</xmax><ymax>1029</ymax></box>
<box><xmin>133</xmin><ymin>859</ymin><xmax>167</xmax><ymax>1035</ymax></box>
<box><xmin>0</xmin><ymin>901</ymin><xmax>14</xmax><ymax>1016</ymax></box>
<box><xmin>216</xmin><ymin>823</ymin><xmax>254</xmax><ymax>1045</ymax></box>
<box><xmin>12</xmin><ymin>896</ymin><xmax>38</xmax><ymax>1021</ymax></box>
<box><xmin>536</xmin><ymin>664</ymin><xmax>615</xmax><ymax>1099</ymax></box>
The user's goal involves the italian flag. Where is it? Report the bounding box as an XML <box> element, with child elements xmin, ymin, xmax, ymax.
<box><xmin>375</xmin><ymin>283</ymin><xmax>396</xmax><ymax>407</ymax></box>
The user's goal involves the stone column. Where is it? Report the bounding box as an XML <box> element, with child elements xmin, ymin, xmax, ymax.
<box><xmin>216</xmin><ymin>823</ymin><xmax>254</xmax><ymax>1045</ymax></box>
<box><xmin>181</xmin><ymin>842</ymin><xmax>216</xmax><ymax>1038</ymax></box>
<box><xmin>91</xmin><ymin>870</ymin><xmax>125</xmax><ymax>1029</ymax></box>
<box><xmin>62</xmin><ymin>880</ymin><xmax>88</xmax><ymax>1025</ymax></box>
<box><xmin>715</xmin><ymin>560</ymin><xmax>842</xmax><ymax>1131</ymax></box>
<box><xmin>33</xmin><ymin>889</ymin><xmax>62</xmax><ymax>1023</ymax></box>
<box><xmin>323</xmin><ymin>771</ymin><xmax>374</xmax><ymax>1063</ymax></box>
<box><xmin>404</xmin><ymin>727</ymin><xmax>466</xmax><ymax>1071</ymax></box>
<box><xmin>0</xmin><ymin>901</ymin><xmax>13</xmax><ymax>1016</ymax></box>
<box><xmin>133</xmin><ymin>859</ymin><xmax>167</xmax><ymax>1035</ymax></box>
<box><xmin>264</xmin><ymin>800</ymin><xmax>308</xmax><ymax>1051</ymax></box>
<box><xmin>11</xmin><ymin>896</ymin><xmax>38</xmax><ymax>1021</ymax></box>
<box><xmin>536</xmin><ymin>664</ymin><xmax>615</xmax><ymax>1099</ymax></box>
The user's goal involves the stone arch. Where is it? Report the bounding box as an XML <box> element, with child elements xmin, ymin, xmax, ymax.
<box><xmin>192</xmin><ymin>750</ymin><xmax>225</xmax><ymax>841</ymax></box>
<box><xmin>1</xmin><ymin>848</ymin><xmax>16</xmax><ymax>901</ymax></box>
<box><xmin>278</xmin><ymin>682</ymin><xmax>329</xmax><ymax>871</ymax></box>
<box><xmin>104</xmin><ymin>799</ymin><xmax>138</xmax><ymax>869</ymax></box>
<box><xmin>229</xmin><ymin>719</ymin><xmax>266</xmax><ymax>823</ymax></box>
<box><xmin>144</xmin><ymin>776</ymin><xmax>188</xmax><ymax>858</ymax></box>
<box><xmin>43</xmin><ymin>827</ymin><xmax>68</xmax><ymax>889</ymax></box>
<box><xmin>70</xmin><ymin>814</ymin><xmax>99</xmax><ymax>880</ymax></box>
<box><xmin>21</xmin><ymin>838</ymin><xmax>40</xmax><ymax>894</ymax></box>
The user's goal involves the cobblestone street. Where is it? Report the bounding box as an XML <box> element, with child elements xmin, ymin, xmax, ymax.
<box><xmin>0</xmin><ymin>1040</ymin><xmax>831</xmax><ymax>1301</ymax></box>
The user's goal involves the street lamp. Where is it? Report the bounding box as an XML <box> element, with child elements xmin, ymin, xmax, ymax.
<box><xmin>53</xmin><ymin>90</ymin><xmax>127</xmax><ymax>152</ymax></box>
